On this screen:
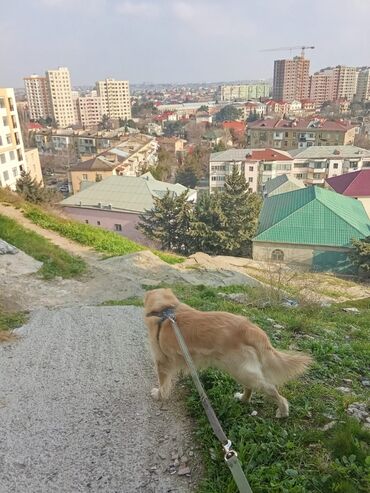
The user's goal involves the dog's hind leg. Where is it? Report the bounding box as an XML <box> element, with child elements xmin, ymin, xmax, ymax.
<box><xmin>151</xmin><ymin>361</ymin><xmax>175</xmax><ymax>401</ymax></box>
<box><xmin>259</xmin><ymin>382</ymin><xmax>289</xmax><ymax>418</ymax></box>
<box><xmin>234</xmin><ymin>387</ymin><xmax>253</xmax><ymax>403</ymax></box>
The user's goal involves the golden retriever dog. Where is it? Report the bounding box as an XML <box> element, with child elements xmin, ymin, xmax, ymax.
<box><xmin>144</xmin><ymin>288</ymin><xmax>312</xmax><ymax>418</ymax></box>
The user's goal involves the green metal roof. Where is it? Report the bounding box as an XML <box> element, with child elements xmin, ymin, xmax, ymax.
<box><xmin>254</xmin><ymin>186</ymin><xmax>370</xmax><ymax>247</ymax></box>
<box><xmin>263</xmin><ymin>174</ymin><xmax>305</xmax><ymax>197</ymax></box>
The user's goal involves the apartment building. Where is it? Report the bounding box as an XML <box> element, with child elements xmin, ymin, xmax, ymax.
<box><xmin>309</xmin><ymin>69</ymin><xmax>335</xmax><ymax>105</ymax></box>
<box><xmin>96</xmin><ymin>79</ymin><xmax>131</xmax><ymax>120</ymax></box>
<box><xmin>273</xmin><ymin>56</ymin><xmax>310</xmax><ymax>103</ymax></box>
<box><xmin>24</xmin><ymin>75</ymin><xmax>53</xmax><ymax>121</ymax></box>
<box><xmin>290</xmin><ymin>145</ymin><xmax>370</xmax><ymax>186</ymax></box>
<box><xmin>77</xmin><ymin>94</ymin><xmax>103</xmax><ymax>128</ymax></box>
<box><xmin>247</xmin><ymin>117</ymin><xmax>358</xmax><ymax>150</ymax></box>
<box><xmin>355</xmin><ymin>68</ymin><xmax>370</xmax><ymax>102</ymax></box>
<box><xmin>46</xmin><ymin>67</ymin><xmax>75</xmax><ymax>127</ymax></box>
<box><xmin>333</xmin><ymin>66</ymin><xmax>358</xmax><ymax>101</ymax></box>
<box><xmin>209</xmin><ymin>148</ymin><xmax>293</xmax><ymax>193</ymax></box>
<box><xmin>0</xmin><ymin>88</ymin><xmax>29</xmax><ymax>189</ymax></box>
<box><xmin>68</xmin><ymin>134</ymin><xmax>158</xmax><ymax>193</ymax></box>
<box><xmin>218</xmin><ymin>83</ymin><xmax>271</xmax><ymax>102</ymax></box>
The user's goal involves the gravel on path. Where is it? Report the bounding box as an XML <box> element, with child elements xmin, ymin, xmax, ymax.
<box><xmin>0</xmin><ymin>306</ymin><xmax>199</xmax><ymax>493</ymax></box>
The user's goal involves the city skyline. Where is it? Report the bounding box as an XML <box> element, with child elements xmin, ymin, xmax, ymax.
<box><xmin>1</xmin><ymin>0</ymin><xmax>369</xmax><ymax>88</ymax></box>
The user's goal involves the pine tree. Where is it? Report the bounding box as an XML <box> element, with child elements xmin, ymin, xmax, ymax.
<box><xmin>351</xmin><ymin>236</ymin><xmax>370</xmax><ymax>277</ymax></box>
<box><xmin>137</xmin><ymin>190</ymin><xmax>194</xmax><ymax>254</ymax></box>
<box><xmin>218</xmin><ymin>167</ymin><xmax>262</xmax><ymax>256</ymax></box>
<box><xmin>16</xmin><ymin>171</ymin><xmax>44</xmax><ymax>204</ymax></box>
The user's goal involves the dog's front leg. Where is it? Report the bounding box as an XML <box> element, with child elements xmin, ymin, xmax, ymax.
<box><xmin>151</xmin><ymin>361</ymin><xmax>173</xmax><ymax>401</ymax></box>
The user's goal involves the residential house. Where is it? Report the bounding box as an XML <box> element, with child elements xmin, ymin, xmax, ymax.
<box><xmin>265</xmin><ymin>100</ymin><xmax>289</xmax><ymax>116</ymax></box>
<box><xmin>262</xmin><ymin>173</ymin><xmax>305</xmax><ymax>198</ymax></box>
<box><xmin>209</xmin><ymin>148</ymin><xmax>293</xmax><ymax>193</ymax></box>
<box><xmin>247</xmin><ymin>117</ymin><xmax>359</xmax><ymax>150</ymax></box>
<box><xmin>253</xmin><ymin>186</ymin><xmax>370</xmax><ymax>273</ymax></box>
<box><xmin>60</xmin><ymin>173</ymin><xmax>196</xmax><ymax>246</ymax></box>
<box><xmin>195</xmin><ymin>111</ymin><xmax>212</xmax><ymax>124</ymax></box>
<box><xmin>222</xmin><ymin>121</ymin><xmax>246</xmax><ymax>139</ymax></box>
<box><xmin>326</xmin><ymin>169</ymin><xmax>370</xmax><ymax>217</ymax></box>
<box><xmin>68</xmin><ymin>134</ymin><xmax>158</xmax><ymax>193</ymax></box>
<box><xmin>290</xmin><ymin>145</ymin><xmax>370</xmax><ymax>186</ymax></box>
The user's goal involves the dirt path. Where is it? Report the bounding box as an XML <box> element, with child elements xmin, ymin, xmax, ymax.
<box><xmin>0</xmin><ymin>306</ymin><xmax>200</xmax><ymax>492</ymax></box>
<box><xmin>0</xmin><ymin>204</ymin><xmax>101</xmax><ymax>262</ymax></box>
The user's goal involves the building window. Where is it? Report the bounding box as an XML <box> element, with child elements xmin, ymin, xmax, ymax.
<box><xmin>0</xmin><ymin>98</ymin><xmax>5</xmax><ymax>108</ymax></box>
<box><xmin>333</xmin><ymin>163</ymin><xmax>338</xmax><ymax>169</ymax></box>
<box><xmin>248</xmin><ymin>177</ymin><xmax>253</xmax><ymax>182</ymax></box>
<box><xmin>82</xmin><ymin>174</ymin><xmax>88</xmax><ymax>180</ymax></box>
<box><xmin>12</xmin><ymin>167</ymin><xmax>18</xmax><ymax>177</ymax></box>
<box><xmin>9</xmin><ymin>150</ymin><xmax>15</xmax><ymax>160</ymax></box>
<box><xmin>3</xmin><ymin>170</ymin><xmax>9</xmax><ymax>181</ymax></box>
<box><xmin>85</xmin><ymin>220</ymin><xmax>89</xmax><ymax>224</ymax></box>
<box><xmin>97</xmin><ymin>221</ymin><xmax>101</xmax><ymax>226</ymax></box>
<box><xmin>271</xmin><ymin>249</ymin><xmax>284</xmax><ymax>261</ymax></box>
<box><xmin>0</xmin><ymin>153</ymin><xmax>6</xmax><ymax>164</ymax></box>
<box><xmin>249</xmin><ymin>166</ymin><xmax>254</xmax><ymax>172</ymax></box>
<box><xmin>6</xmin><ymin>134</ymin><xmax>11</xmax><ymax>144</ymax></box>
<box><xmin>2</xmin><ymin>116</ymin><xmax>8</xmax><ymax>127</ymax></box>
<box><xmin>114</xmin><ymin>224</ymin><xmax>122</xmax><ymax>231</ymax></box>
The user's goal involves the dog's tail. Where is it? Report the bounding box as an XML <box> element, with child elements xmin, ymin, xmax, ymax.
<box><xmin>262</xmin><ymin>348</ymin><xmax>312</xmax><ymax>386</ymax></box>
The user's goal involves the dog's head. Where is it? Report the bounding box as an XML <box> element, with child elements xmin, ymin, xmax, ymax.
<box><xmin>144</xmin><ymin>288</ymin><xmax>179</xmax><ymax>313</ymax></box>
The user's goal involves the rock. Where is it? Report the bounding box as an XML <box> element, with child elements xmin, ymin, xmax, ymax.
<box><xmin>180</xmin><ymin>455</ymin><xmax>188</xmax><ymax>464</ymax></box>
<box><xmin>281</xmin><ymin>298</ymin><xmax>299</xmax><ymax>308</ymax></box>
<box><xmin>336</xmin><ymin>386</ymin><xmax>352</xmax><ymax>394</ymax></box>
<box><xmin>361</xmin><ymin>379</ymin><xmax>370</xmax><ymax>387</ymax></box>
<box><xmin>347</xmin><ymin>402</ymin><xmax>369</xmax><ymax>422</ymax></box>
<box><xmin>178</xmin><ymin>466</ymin><xmax>191</xmax><ymax>476</ymax></box>
<box><xmin>273</xmin><ymin>324</ymin><xmax>284</xmax><ymax>329</ymax></box>
<box><xmin>219</xmin><ymin>293</ymin><xmax>248</xmax><ymax>304</ymax></box>
<box><xmin>321</xmin><ymin>421</ymin><xmax>336</xmax><ymax>431</ymax></box>
<box><xmin>342</xmin><ymin>379</ymin><xmax>353</xmax><ymax>386</ymax></box>
<box><xmin>173</xmin><ymin>459</ymin><xmax>179</xmax><ymax>467</ymax></box>
<box><xmin>250</xmin><ymin>410</ymin><xmax>258</xmax><ymax>416</ymax></box>
<box><xmin>188</xmin><ymin>451</ymin><xmax>194</xmax><ymax>457</ymax></box>
<box><xmin>342</xmin><ymin>307</ymin><xmax>360</xmax><ymax>313</ymax></box>
<box><xmin>0</xmin><ymin>240</ymin><xmax>18</xmax><ymax>255</ymax></box>
<box><xmin>266</xmin><ymin>318</ymin><xmax>275</xmax><ymax>323</ymax></box>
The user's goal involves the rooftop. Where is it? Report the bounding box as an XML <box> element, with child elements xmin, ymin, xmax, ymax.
<box><xmin>263</xmin><ymin>174</ymin><xmax>305</xmax><ymax>197</ymax></box>
<box><xmin>326</xmin><ymin>169</ymin><xmax>370</xmax><ymax>197</ymax></box>
<box><xmin>210</xmin><ymin>148</ymin><xmax>292</xmax><ymax>162</ymax></box>
<box><xmin>61</xmin><ymin>173</ymin><xmax>195</xmax><ymax>213</ymax></box>
<box><xmin>254</xmin><ymin>186</ymin><xmax>370</xmax><ymax>247</ymax></box>
<box><xmin>289</xmin><ymin>145</ymin><xmax>370</xmax><ymax>160</ymax></box>
<box><xmin>248</xmin><ymin>117</ymin><xmax>357</xmax><ymax>132</ymax></box>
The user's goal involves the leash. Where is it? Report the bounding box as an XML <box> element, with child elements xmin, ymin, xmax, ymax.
<box><xmin>159</xmin><ymin>307</ymin><xmax>253</xmax><ymax>493</ymax></box>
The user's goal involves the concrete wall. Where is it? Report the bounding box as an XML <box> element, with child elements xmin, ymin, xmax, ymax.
<box><xmin>25</xmin><ymin>148</ymin><xmax>44</xmax><ymax>186</ymax></box>
<box><xmin>358</xmin><ymin>197</ymin><xmax>370</xmax><ymax>218</ymax></box>
<box><xmin>253</xmin><ymin>241</ymin><xmax>351</xmax><ymax>271</ymax></box>
<box><xmin>62</xmin><ymin>206</ymin><xmax>156</xmax><ymax>247</ymax></box>
<box><xmin>69</xmin><ymin>169</ymin><xmax>114</xmax><ymax>193</ymax></box>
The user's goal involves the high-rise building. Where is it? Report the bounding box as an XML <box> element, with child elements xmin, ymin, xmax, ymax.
<box><xmin>273</xmin><ymin>56</ymin><xmax>310</xmax><ymax>102</ymax></box>
<box><xmin>77</xmin><ymin>94</ymin><xmax>103</xmax><ymax>128</ymax></box>
<box><xmin>355</xmin><ymin>68</ymin><xmax>370</xmax><ymax>102</ymax></box>
<box><xmin>96</xmin><ymin>79</ymin><xmax>131</xmax><ymax>120</ymax></box>
<box><xmin>332</xmin><ymin>65</ymin><xmax>358</xmax><ymax>101</ymax></box>
<box><xmin>218</xmin><ymin>83</ymin><xmax>271</xmax><ymax>102</ymax></box>
<box><xmin>46</xmin><ymin>67</ymin><xmax>75</xmax><ymax>127</ymax></box>
<box><xmin>309</xmin><ymin>69</ymin><xmax>335</xmax><ymax>105</ymax></box>
<box><xmin>24</xmin><ymin>75</ymin><xmax>53</xmax><ymax>121</ymax></box>
<box><xmin>0</xmin><ymin>88</ymin><xmax>27</xmax><ymax>189</ymax></box>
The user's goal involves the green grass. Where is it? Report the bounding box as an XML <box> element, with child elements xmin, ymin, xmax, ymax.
<box><xmin>0</xmin><ymin>214</ymin><xmax>87</xmax><ymax>279</ymax></box>
<box><xmin>120</xmin><ymin>283</ymin><xmax>370</xmax><ymax>493</ymax></box>
<box><xmin>0</xmin><ymin>309</ymin><xmax>28</xmax><ymax>342</ymax></box>
<box><xmin>23</xmin><ymin>206</ymin><xmax>184</xmax><ymax>264</ymax></box>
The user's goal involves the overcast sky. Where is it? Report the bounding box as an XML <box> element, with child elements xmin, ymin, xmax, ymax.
<box><xmin>1</xmin><ymin>0</ymin><xmax>369</xmax><ymax>88</ymax></box>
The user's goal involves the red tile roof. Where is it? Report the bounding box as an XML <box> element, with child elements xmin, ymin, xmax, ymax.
<box><xmin>222</xmin><ymin>121</ymin><xmax>245</xmax><ymax>133</ymax></box>
<box><xmin>326</xmin><ymin>169</ymin><xmax>370</xmax><ymax>197</ymax></box>
<box><xmin>248</xmin><ymin>149</ymin><xmax>293</xmax><ymax>161</ymax></box>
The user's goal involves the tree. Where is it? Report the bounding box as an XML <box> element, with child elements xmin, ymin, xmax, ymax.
<box><xmin>351</xmin><ymin>236</ymin><xmax>370</xmax><ymax>277</ymax></box>
<box><xmin>218</xmin><ymin>168</ymin><xmax>262</xmax><ymax>256</ymax></box>
<box><xmin>213</xmin><ymin>141</ymin><xmax>226</xmax><ymax>152</ymax></box>
<box><xmin>214</xmin><ymin>105</ymin><xmax>242</xmax><ymax>122</ymax></box>
<box><xmin>247</xmin><ymin>109</ymin><xmax>258</xmax><ymax>122</ymax></box>
<box><xmin>16</xmin><ymin>171</ymin><xmax>61</xmax><ymax>204</ymax></box>
<box><xmin>98</xmin><ymin>114</ymin><xmax>112</xmax><ymax>131</ymax></box>
<box><xmin>176</xmin><ymin>166</ymin><xmax>198</xmax><ymax>188</ymax></box>
<box><xmin>137</xmin><ymin>190</ymin><xmax>194</xmax><ymax>254</ymax></box>
<box><xmin>163</xmin><ymin>121</ymin><xmax>185</xmax><ymax>137</ymax></box>
<box><xmin>198</xmin><ymin>105</ymin><xmax>209</xmax><ymax>112</ymax></box>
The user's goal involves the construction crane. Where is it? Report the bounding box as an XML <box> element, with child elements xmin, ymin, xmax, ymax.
<box><xmin>260</xmin><ymin>45</ymin><xmax>315</xmax><ymax>57</ymax></box>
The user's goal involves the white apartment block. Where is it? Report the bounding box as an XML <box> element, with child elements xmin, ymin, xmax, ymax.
<box><xmin>46</xmin><ymin>67</ymin><xmax>75</xmax><ymax>128</ymax></box>
<box><xmin>355</xmin><ymin>68</ymin><xmax>370</xmax><ymax>102</ymax></box>
<box><xmin>0</xmin><ymin>88</ymin><xmax>27</xmax><ymax>190</ymax></box>
<box><xmin>333</xmin><ymin>65</ymin><xmax>358</xmax><ymax>101</ymax></box>
<box><xmin>209</xmin><ymin>146</ymin><xmax>370</xmax><ymax>193</ymax></box>
<box><xmin>77</xmin><ymin>95</ymin><xmax>103</xmax><ymax>128</ymax></box>
<box><xmin>96</xmin><ymin>79</ymin><xmax>131</xmax><ymax>120</ymax></box>
<box><xmin>24</xmin><ymin>75</ymin><xmax>52</xmax><ymax>121</ymax></box>
<box><xmin>219</xmin><ymin>83</ymin><xmax>271</xmax><ymax>102</ymax></box>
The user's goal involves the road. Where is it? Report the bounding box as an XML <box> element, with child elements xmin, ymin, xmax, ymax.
<box><xmin>0</xmin><ymin>306</ymin><xmax>198</xmax><ymax>493</ymax></box>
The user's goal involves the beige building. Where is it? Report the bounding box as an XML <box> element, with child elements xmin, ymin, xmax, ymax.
<box><xmin>332</xmin><ymin>65</ymin><xmax>358</xmax><ymax>101</ymax></box>
<box><xmin>0</xmin><ymin>88</ymin><xmax>27</xmax><ymax>190</ymax></box>
<box><xmin>77</xmin><ymin>94</ymin><xmax>103</xmax><ymax>128</ymax></box>
<box><xmin>309</xmin><ymin>69</ymin><xmax>335</xmax><ymax>105</ymax></box>
<box><xmin>247</xmin><ymin>117</ymin><xmax>358</xmax><ymax>150</ymax></box>
<box><xmin>355</xmin><ymin>68</ymin><xmax>370</xmax><ymax>102</ymax></box>
<box><xmin>96</xmin><ymin>79</ymin><xmax>131</xmax><ymax>120</ymax></box>
<box><xmin>24</xmin><ymin>148</ymin><xmax>44</xmax><ymax>186</ymax></box>
<box><xmin>273</xmin><ymin>56</ymin><xmax>310</xmax><ymax>102</ymax></box>
<box><xmin>68</xmin><ymin>134</ymin><xmax>158</xmax><ymax>193</ymax></box>
<box><xmin>24</xmin><ymin>75</ymin><xmax>53</xmax><ymax>121</ymax></box>
<box><xmin>46</xmin><ymin>67</ymin><xmax>75</xmax><ymax>128</ymax></box>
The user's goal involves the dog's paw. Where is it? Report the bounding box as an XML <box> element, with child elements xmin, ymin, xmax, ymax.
<box><xmin>151</xmin><ymin>388</ymin><xmax>161</xmax><ymax>401</ymax></box>
<box><xmin>276</xmin><ymin>408</ymin><xmax>289</xmax><ymax>418</ymax></box>
<box><xmin>234</xmin><ymin>392</ymin><xmax>244</xmax><ymax>401</ymax></box>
